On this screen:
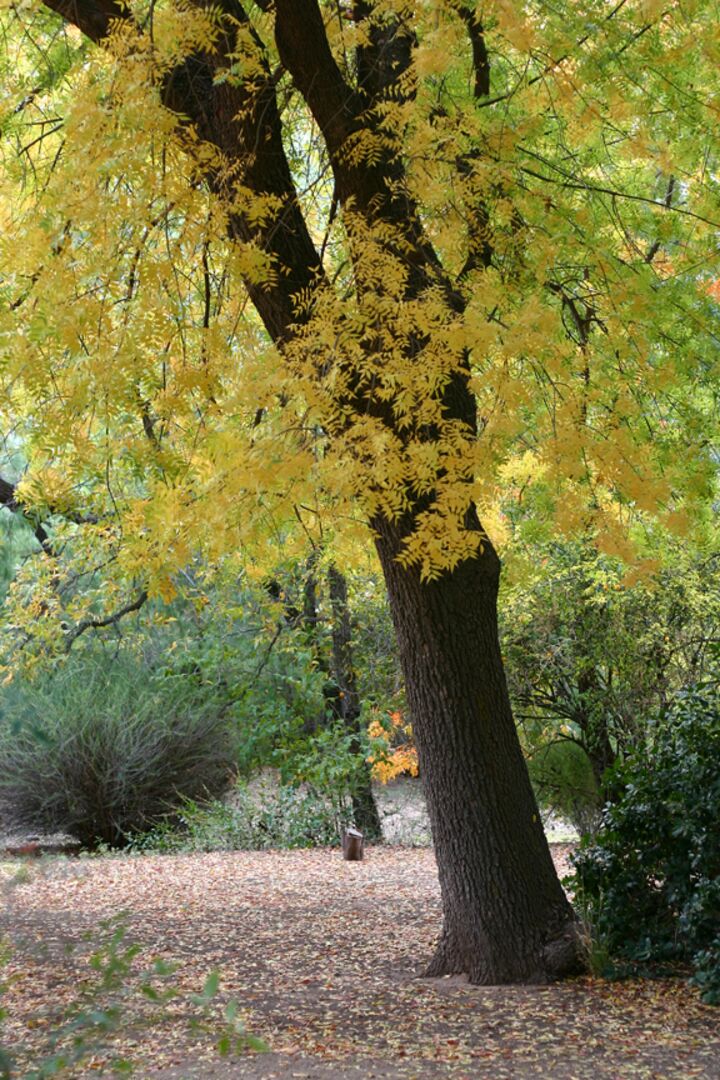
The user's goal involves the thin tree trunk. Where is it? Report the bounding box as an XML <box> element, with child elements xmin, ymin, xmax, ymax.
<box><xmin>576</xmin><ymin>669</ymin><xmax>618</xmax><ymax>799</ymax></box>
<box><xmin>583</xmin><ymin>720</ymin><xmax>617</xmax><ymax>797</ymax></box>
<box><xmin>327</xmin><ymin>564</ymin><xmax>383</xmax><ymax>840</ymax></box>
<box><xmin>374</xmin><ymin>516</ymin><xmax>584</xmax><ymax>984</ymax></box>
<box><xmin>300</xmin><ymin>556</ymin><xmax>324</xmax><ymax>737</ymax></box>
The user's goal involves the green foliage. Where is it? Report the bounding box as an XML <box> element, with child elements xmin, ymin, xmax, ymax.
<box><xmin>0</xmin><ymin>510</ymin><xmax>36</xmax><ymax>602</ymax></box>
<box><xmin>131</xmin><ymin>780</ymin><xmax>344</xmax><ymax>854</ymax></box>
<box><xmin>288</xmin><ymin>722</ymin><xmax>370</xmax><ymax>815</ymax></box>
<box><xmin>570</xmin><ymin>687</ymin><xmax>720</xmax><ymax>1004</ymax></box>
<box><xmin>0</xmin><ymin>914</ymin><xmax>267</xmax><ymax>1076</ymax></box>
<box><xmin>526</xmin><ymin>740</ymin><xmax>599</xmax><ymax>836</ymax></box>
<box><xmin>143</xmin><ymin>582</ymin><xmax>329</xmax><ymax>779</ymax></box>
<box><xmin>149</xmin><ymin>581</ymin><xmax>372</xmax><ymax>807</ymax></box>
<box><xmin>348</xmin><ymin>574</ymin><xmax>405</xmax><ymax>718</ymax></box>
<box><xmin>502</xmin><ymin>543</ymin><xmax>720</xmax><ymax>829</ymax></box>
<box><xmin>0</xmin><ymin>651</ymin><xmax>237</xmax><ymax>849</ymax></box>
<box><xmin>0</xmin><ymin>570</ymin><xmax>375</xmax><ymax>851</ymax></box>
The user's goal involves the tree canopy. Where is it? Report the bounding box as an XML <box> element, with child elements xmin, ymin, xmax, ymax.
<box><xmin>1</xmin><ymin>0</ymin><xmax>717</xmax><ymax>611</ymax></box>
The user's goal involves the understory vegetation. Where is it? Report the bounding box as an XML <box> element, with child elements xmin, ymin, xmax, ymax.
<box><xmin>129</xmin><ymin>785</ymin><xmax>345</xmax><ymax>854</ymax></box>
<box><xmin>571</xmin><ymin>688</ymin><xmax>720</xmax><ymax>1005</ymax></box>
<box><xmin>1</xmin><ymin>520</ymin><xmax>719</xmax><ymax>1005</ymax></box>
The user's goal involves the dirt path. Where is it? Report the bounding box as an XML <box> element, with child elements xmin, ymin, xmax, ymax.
<box><xmin>1</xmin><ymin>847</ymin><xmax>717</xmax><ymax>1078</ymax></box>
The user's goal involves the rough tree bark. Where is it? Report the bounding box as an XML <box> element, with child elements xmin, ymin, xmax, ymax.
<box><xmin>376</xmin><ymin>516</ymin><xmax>580</xmax><ymax>981</ymax></box>
<box><xmin>36</xmin><ymin>0</ymin><xmax>584</xmax><ymax>983</ymax></box>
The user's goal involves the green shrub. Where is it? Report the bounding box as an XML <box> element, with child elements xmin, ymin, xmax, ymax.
<box><xmin>0</xmin><ymin>914</ymin><xmax>267</xmax><ymax>1077</ymax></box>
<box><xmin>0</xmin><ymin>654</ymin><xmax>236</xmax><ymax>849</ymax></box>
<box><xmin>131</xmin><ymin>781</ymin><xmax>344</xmax><ymax>853</ymax></box>
<box><xmin>502</xmin><ymin>543</ymin><xmax>720</xmax><ymax>829</ymax></box>
<box><xmin>526</xmin><ymin>739</ymin><xmax>600</xmax><ymax>835</ymax></box>
<box><xmin>570</xmin><ymin>687</ymin><xmax>720</xmax><ymax>1003</ymax></box>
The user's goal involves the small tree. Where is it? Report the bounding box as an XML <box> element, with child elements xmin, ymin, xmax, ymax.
<box><xmin>502</xmin><ymin>544</ymin><xmax>720</xmax><ymax>827</ymax></box>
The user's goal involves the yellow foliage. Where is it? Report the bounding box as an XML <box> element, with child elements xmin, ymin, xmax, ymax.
<box><xmin>0</xmin><ymin>0</ymin><xmax>716</xmax><ymax>649</ymax></box>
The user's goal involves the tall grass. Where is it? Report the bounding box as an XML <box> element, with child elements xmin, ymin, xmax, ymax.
<box><xmin>0</xmin><ymin>652</ymin><xmax>236</xmax><ymax>848</ymax></box>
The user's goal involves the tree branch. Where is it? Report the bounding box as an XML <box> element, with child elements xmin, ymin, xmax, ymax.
<box><xmin>63</xmin><ymin>589</ymin><xmax>148</xmax><ymax>650</ymax></box>
<box><xmin>41</xmin><ymin>0</ymin><xmax>322</xmax><ymax>344</ymax></box>
<box><xmin>274</xmin><ymin>0</ymin><xmax>358</xmax><ymax>160</ymax></box>
<box><xmin>475</xmin><ymin>0</ymin><xmax>654</xmax><ymax>110</ymax></box>
<box><xmin>352</xmin><ymin>1</ymin><xmax>417</xmax><ymax>107</ymax></box>
<box><xmin>519</xmin><ymin>160</ymin><xmax>719</xmax><ymax>229</ymax></box>
<box><xmin>40</xmin><ymin>0</ymin><xmax>129</xmax><ymax>44</ymax></box>
<box><xmin>645</xmin><ymin>175</ymin><xmax>676</xmax><ymax>264</ymax></box>
<box><xmin>451</xmin><ymin>2</ymin><xmax>490</xmax><ymax>99</ymax></box>
<box><xmin>0</xmin><ymin>474</ymin><xmax>99</xmax><ymax>555</ymax></box>
<box><xmin>0</xmin><ymin>475</ymin><xmax>53</xmax><ymax>553</ymax></box>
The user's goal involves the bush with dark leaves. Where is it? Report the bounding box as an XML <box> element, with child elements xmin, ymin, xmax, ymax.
<box><xmin>570</xmin><ymin>687</ymin><xmax>720</xmax><ymax>1003</ymax></box>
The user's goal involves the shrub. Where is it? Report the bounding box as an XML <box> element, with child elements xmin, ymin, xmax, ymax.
<box><xmin>526</xmin><ymin>739</ymin><xmax>600</xmax><ymax>835</ymax></box>
<box><xmin>570</xmin><ymin>687</ymin><xmax>720</xmax><ymax>1003</ymax></box>
<box><xmin>131</xmin><ymin>781</ymin><xmax>343</xmax><ymax>853</ymax></box>
<box><xmin>0</xmin><ymin>654</ymin><xmax>236</xmax><ymax>849</ymax></box>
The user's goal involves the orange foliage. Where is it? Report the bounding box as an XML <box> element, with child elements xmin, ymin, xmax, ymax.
<box><xmin>367</xmin><ymin>710</ymin><xmax>419</xmax><ymax>783</ymax></box>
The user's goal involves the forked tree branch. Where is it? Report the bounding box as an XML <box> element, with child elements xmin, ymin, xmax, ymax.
<box><xmin>40</xmin><ymin>0</ymin><xmax>322</xmax><ymax>344</ymax></box>
<box><xmin>274</xmin><ymin>0</ymin><xmax>358</xmax><ymax>160</ymax></box>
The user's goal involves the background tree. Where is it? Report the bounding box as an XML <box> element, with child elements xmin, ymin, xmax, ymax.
<box><xmin>501</xmin><ymin>541</ymin><xmax>720</xmax><ymax>831</ymax></box>
<box><xmin>326</xmin><ymin>562</ymin><xmax>383</xmax><ymax>837</ymax></box>
<box><xmin>1</xmin><ymin>0</ymin><xmax>718</xmax><ymax>983</ymax></box>
<box><xmin>265</xmin><ymin>558</ymin><xmax>383</xmax><ymax>836</ymax></box>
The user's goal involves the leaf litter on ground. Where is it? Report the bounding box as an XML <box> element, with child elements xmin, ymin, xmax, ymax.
<box><xmin>1</xmin><ymin>846</ymin><xmax>718</xmax><ymax>1078</ymax></box>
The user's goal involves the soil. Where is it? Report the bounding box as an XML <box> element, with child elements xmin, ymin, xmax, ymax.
<box><xmin>1</xmin><ymin>845</ymin><xmax>717</xmax><ymax>1079</ymax></box>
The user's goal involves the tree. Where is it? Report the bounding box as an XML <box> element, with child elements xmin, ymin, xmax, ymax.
<box><xmin>267</xmin><ymin>558</ymin><xmax>383</xmax><ymax>836</ymax></box>
<box><xmin>502</xmin><ymin>541</ymin><xmax>720</xmax><ymax>830</ymax></box>
<box><xmin>1</xmin><ymin>0</ymin><xmax>717</xmax><ymax>983</ymax></box>
<box><xmin>326</xmin><ymin>562</ymin><xmax>383</xmax><ymax>838</ymax></box>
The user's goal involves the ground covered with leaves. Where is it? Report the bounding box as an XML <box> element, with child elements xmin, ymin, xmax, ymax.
<box><xmin>1</xmin><ymin>847</ymin><xmax>718</xmax><ymax>1078</ymax></box>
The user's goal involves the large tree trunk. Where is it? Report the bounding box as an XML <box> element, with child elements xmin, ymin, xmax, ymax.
<box><xmin>374</xmin><ymin>516</ymin><xmax>584</xmax><ymax>984</ymax></box>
